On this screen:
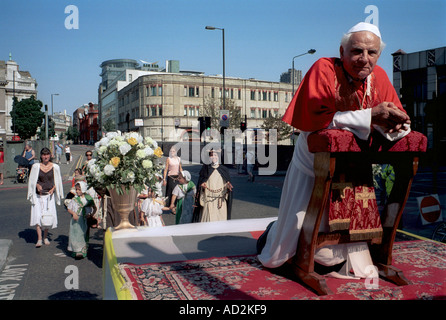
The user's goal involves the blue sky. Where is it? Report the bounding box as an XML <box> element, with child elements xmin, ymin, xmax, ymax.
<box><xmin>1</xmin><ymin>0</ymin><xmax>445</xmax><ymax>116</ymax></box>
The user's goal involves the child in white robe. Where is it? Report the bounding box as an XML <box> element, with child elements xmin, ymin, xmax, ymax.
<box><xmin>140</xmin><ymin>188</ymin><xmax>166</xmax><ymax>227</ymax></box>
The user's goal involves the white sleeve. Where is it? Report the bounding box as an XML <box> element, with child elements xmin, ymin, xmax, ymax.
<box><xmin>141</xmin><ymin>199</ymin><xmax>150</xmax><ymax>213</ymax></box>
<box><xmin>328</xmin><ymin>109</ymin><xmax>411</xmax><ymax>141</ymax></box>
<box><xmin>372</xmin><ymin>123</ymin><xmax>411</xmax><ymax>141</ymax></box>
<box><xmin>172</xmin><ymin>185</ymin><xmax>181</xmax><ymax>197</ymax></box>
<box><xmin>327</xmin><ymin>109</ymin><xmax>372</xmax><ymax>140</ymax></box>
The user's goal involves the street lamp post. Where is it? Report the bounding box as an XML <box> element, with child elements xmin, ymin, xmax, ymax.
<box><xmin>291</xmin><ymin>49</ymin><xmax>316</xmax><ymax>146</ymax></box>
<box><xmin>292</xmin><ymin>49</ymin><xmax>316</xmax><ymax>94</ymax></box>
<box><xmin>205</xmin><ymin>26</ymin><xmax>225</xmax><ymax>109</ymax></box>
<box><xmin>51</xmin><ymin>93</ymin><xmax>59</xmax><ymax>116</ymax></box>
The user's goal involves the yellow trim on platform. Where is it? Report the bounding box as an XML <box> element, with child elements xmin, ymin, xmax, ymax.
<box><xmin>396</xmin><ymin>229</ymin><xmax>434</xmax><ymax>242</ymax></box>
<box><xmin>103</xmin><ymin>229</ymin><xmax>132</xmax><ymax>300</ymax></box>
<box><xmin>75</xmin><ymin>154</ymin><xmax>83</xmax><ymax>170</ymax></box>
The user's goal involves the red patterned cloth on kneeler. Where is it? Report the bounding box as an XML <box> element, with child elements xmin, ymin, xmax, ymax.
<box><xmin>329</xmin><ymin>178</ymin><xmax>383</xmax><ymax>244</ymax></box>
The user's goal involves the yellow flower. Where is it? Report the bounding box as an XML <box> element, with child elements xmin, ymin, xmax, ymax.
<box><xmin>127</xmin><ymin>137</ymin><xmax>138</xmax><ymax>146</ymax></box>
<box><xmin>110</xmin><ymin>157</ymin><xmax>121</xmax><ymax>168</ymax></box>
<box><xmin>154</xmin><ymin>147</ymin><xmax>163</xmax><ymax>158</ymax></box>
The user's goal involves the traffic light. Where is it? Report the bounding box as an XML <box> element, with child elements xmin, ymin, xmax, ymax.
<box><xmin>204</xmin><ymin>117</ymin><xmax>211</xmax><ymax>131</ymax></box>
<box><xmin>198</xmin><ymin>116</ymin><xmax>205</xmax><ymax>135</ymax></box>
<box><xmin>240</xmin><ymin>121</ymin><xmax>246</xmax><ymax>132</ymax></box>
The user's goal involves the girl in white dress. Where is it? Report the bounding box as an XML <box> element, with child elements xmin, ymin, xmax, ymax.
<box><xmin>140</xmin><ymin>188</ymin><xmax>165</xmax><ymax>227</ymax></box>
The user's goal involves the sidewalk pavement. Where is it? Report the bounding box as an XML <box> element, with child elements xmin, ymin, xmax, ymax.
<box><xmin>0</xmin><ymin>151</ymin><xmax>82</xmax><ymax>272</ymax></box>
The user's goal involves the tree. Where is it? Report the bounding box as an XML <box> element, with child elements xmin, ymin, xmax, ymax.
<box><xmin>10</xmin><ymin>95</ymin><xmax>44</xmax><ymax>140</ymax></box>
<box><xmin>103</xmin><ymin>118</ymin><xmax>116</xmax><ymax>132</ymax></box>
<box><xmin>37</xmin><ymin>117</ymin><xmax>55</xmax><ymax>140</ymax></box>
<box><xmin>66</xmin><ymin>126</ymin><xmax>80</xmax><ymax>142</ymax></box>
<box><xmin>200</xmin><ymin>97</ymin><xmax>242</xmax><ymax>130</ymax></box>
<box><xmin>261</xmin><ymin>114</ymin><xmax>293</xmax><ymax>142</ymax></box>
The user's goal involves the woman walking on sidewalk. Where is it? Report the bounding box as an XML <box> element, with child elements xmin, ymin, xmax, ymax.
<box><xmin>27</xmin><ymin>147</ymin><xmax>64</xmax><ymax>247</ymax></box>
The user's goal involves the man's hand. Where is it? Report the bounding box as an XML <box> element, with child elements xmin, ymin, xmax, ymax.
<box><xmin>371</xmin><ymin>102</ymin><xmax>411</xmax><ymax>133</ymax></box>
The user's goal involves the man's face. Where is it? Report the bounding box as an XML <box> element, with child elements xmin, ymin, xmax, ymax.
<box><xmin>340</xmin><ymin>31</ymin><xmax>381</xmax><ymax>81</ymax></box>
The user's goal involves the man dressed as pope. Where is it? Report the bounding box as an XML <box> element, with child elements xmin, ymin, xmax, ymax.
<box><xmin>257</xmin><ymin>22</ymin><xmax>411</xmax><ymax>278</ymax></box>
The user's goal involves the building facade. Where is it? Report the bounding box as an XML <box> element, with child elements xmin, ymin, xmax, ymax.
<box><xmin>280</xmin><ymin>68</ymin><xmax>302</xmax><ymax>89</ymax></box>
<box><xmin>115</xmin><ymin>72</ymin><xmax>293</xmax><ymax>143</ymax></box>
<box><xmin>0</xmin><ymin>55</ymin><xmax>38</xmax><ymax>141</ymax></box>
<box><xmin>73</xmin><ymin>103</ymin><xmax>99</xmax><ymax>144</ymax></box>
<box><xmin>52</xmin><ymin>110</ymin><xmax>72</xmax><ymax>140</ymax></box>
<box><xmin>392</xmin><ymin>47</ymin><xmax>446</xmax><ymax>146</ymax></box>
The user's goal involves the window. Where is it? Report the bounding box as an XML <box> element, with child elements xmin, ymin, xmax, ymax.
<box><xmin>151</xmin><ymin>86</ymin><xmax>157</xmax><ymax>96</ymax></box>
<box><xmin>250</xmin><ymin>90</ymin><xmax>256</xmax><ymax>100</ymax></box>
<box><xmin>158</xmin><ymin>85</ymin><xmax>162</xmax><ymax>96</ymax></box>
<box><xmin>151</xmin><ymin>106</ymin><xmax>157</xmax><ymax>116</ymax></box>
<box><xmin>250</xmin><ymin>108</ymin><xmax>256</xmax><ymax>118</ymax></box>
<box><xmin>262</xmin><ymin>91</ymin><xmax>267</xmax><ymax>101</ymax></box>
<box><xmin>158</xmin><ymin>105</ymin><xmax>163</xmax><ymax>116</ymax></box>
<box><xmin>238</xmin><ymin>89</ymin><xmax>241</xmax><ymax>100</ymax></box>
<box><xmin>189</xmin><ymin>87</ymin><xmax>195</xmax><ymax>97</ymax></box>
<box><xmin>262</xmin><ymin>109</ymin><xmax>268</xmax><ymax>118</ymax></box>
<box><xmin>274</xmin><ymin>92</ymin><xmax>278</xmax><ymax>102</ymax></box>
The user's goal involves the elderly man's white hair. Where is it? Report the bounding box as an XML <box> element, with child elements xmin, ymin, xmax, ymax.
<box><xmin>341</xmin><ymin>22</ymin><xmax>386</xmax><ymax>54</ymax></box>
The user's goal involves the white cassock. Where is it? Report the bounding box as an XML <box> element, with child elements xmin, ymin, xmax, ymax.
<box><xmin>258</xmin><ymin>109</ymin><xmax>410</xmax><ymax>278</ymax></box>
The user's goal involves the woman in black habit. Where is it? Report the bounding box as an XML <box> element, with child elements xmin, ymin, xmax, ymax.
<box><xmin>193</xmin><ymin>149</ymin><xmax>233</xmax><ymax>222</ymax></box>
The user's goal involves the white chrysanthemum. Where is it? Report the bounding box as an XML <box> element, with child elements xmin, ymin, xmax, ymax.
<box><xmin>142</xmin><ymin>159</ymin><xmax>153</xmax><ymax>169</ymax></box>
<box><xmin>126</xmin><ymin>171</ymin><xmax>135</xmax><ymax>183</ymax></box>
<box><xmin>98</xmin><ymin>137</ymin><xmax>110</xmax><ymax>147</ymax></box>
<box><xmin>87</xmin><ymin>158</ymin><xmax>97</xmax><ymax>167</ymax></box>
<box><xmin>119</xmin><ymin>143</ymin><xmax>131</xmax><ymax>155</ymax></box>
<box><xmin>136</xmin><ymin>149</ymin><xmax>146</xmax><ymax>159</ymax></box>
<box><xmin>144</xmin><ymin>147</ymin><xmax>154</xmax><ymax>156</ymax></box>
<box><xmin>98</xmin><ymin>145</ymin><xmax>107</xmax><ymax>155</ymax></box>
<box><xmin>106</xmin><ymin>131</ymin><xmax>119</xmax><ymax>139</ymax></box>
<box><xmin>144</xmin><ymin>137</ymin><xmax>154</xmax><ymax>145</ymax></box>
<box><xmin>104</xmin><ymin>164</ymin><xmax>115</xmax><ymax>176</ymax></box>
<box><xmin>89</xmin><ymin>164</ymin><xmax>99</xmax><ymax>175</ymax></box>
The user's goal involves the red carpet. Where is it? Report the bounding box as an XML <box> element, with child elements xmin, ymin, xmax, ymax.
<box><xmin>118</xmin><ymin>240</ymin><xmax>446</xmax><ymax>300</ymax></box>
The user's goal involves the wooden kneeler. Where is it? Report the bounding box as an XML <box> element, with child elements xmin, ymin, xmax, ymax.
<box><xmin>292</xmin><ymin>129</ymin><xmax>427</xmax><ymax>295</ymax></box>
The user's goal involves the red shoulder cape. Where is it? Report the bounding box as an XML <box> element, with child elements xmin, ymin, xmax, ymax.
<box><xmin>282</xmin><ymin>57</ymin><xmax>404</xmax><ymax>131</ymax></box>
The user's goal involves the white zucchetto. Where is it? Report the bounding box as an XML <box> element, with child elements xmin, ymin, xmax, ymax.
<box><xmin>347</xmin><ymin>22</ymin><xmax>381</xmax><ymax>39</ymax></box>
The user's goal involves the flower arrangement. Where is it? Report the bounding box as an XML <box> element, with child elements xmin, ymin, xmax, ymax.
<box><xmin>85</xmin><ymin>131</ymin><xmax>164</xmax><ymax>194</ymax></box>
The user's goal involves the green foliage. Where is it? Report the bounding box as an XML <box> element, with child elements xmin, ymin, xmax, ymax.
<box><xmin>103</xmin><ymin>118</ymin><xmax>116</xmax><ymax>132</ymax></box>
<box><xmin>10</xmin><ymin>96</ymin><xmax>44</xmax><ymax>140</ymax></box>
<box><xmin>260</xmin><ymin>114</ymin><xmax>293</xmax><ymax>141</ymax></box>
<box><xmin>66</xmin><ymin>126</ymin><xmax>80</xmax><ymax>141</ymax></box>
<box><xmin>201</xmin><ymin>97</ymin><xmax>242</xmax><ymax>129</ymax></box>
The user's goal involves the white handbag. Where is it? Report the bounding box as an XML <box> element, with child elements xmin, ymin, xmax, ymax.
<box><xmin>40</xmin><ymin>196</ymin><xmax>54</xmax><ymax>227</ymax></box>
